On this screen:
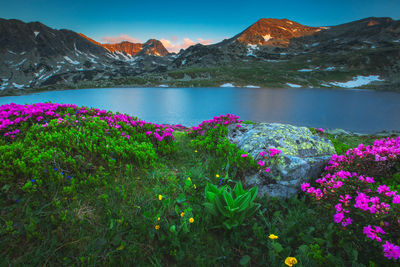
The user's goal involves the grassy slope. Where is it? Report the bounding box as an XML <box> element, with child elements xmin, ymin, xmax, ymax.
<box><xmin>1</xmin><ymin>110</ymin><xmax>399</xmax><ymax>266</ymax></box>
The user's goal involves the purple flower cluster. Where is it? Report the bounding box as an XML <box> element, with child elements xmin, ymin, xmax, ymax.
<box><xmin>145</xmin><ymin>128</ymin><xmax>174</xmax><ymax>142</ymax></box>
<box><xmin>0</xmin><ymin>103</ymin><xmax>176</xmax><ymax>143</ymax></box>
<box><xmin>189</xmin><ymin>114</ymin><xmax>242</xmax><ymax>136</ymax></box>
<box><xmin>324</xmin><ymin>137</ymin><xmax>400</xmax><ymax>172</ymax></box>
<box><xmin>257</xmin><ymin>148</ymin><xmax>282</xmax><ymax>173</ymax></box>
<box><xmin>302</xmin><ymin>136</ymin><xmax>400</xmax><ymax>260</ymax></box>
<box><xmin>363</xmin><ymin>225</ymin><xmax>386</xmax><ymax>242</ymax></box>
<box><xmin>313</xmin><ymin>127</ymin><xmax>324</xmax><ymax>133</ymax></box>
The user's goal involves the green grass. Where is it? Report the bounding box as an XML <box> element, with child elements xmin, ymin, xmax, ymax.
<box><xmin>1</xmin><ymin>109</ymin><xmax>399</xmax><ymax>266</ymax></box>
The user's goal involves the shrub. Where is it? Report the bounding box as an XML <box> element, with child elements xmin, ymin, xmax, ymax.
<box><xmin>302</xmin><ymin>136</ymin><xmax>400</xmax><ymax>261</ymax></box>
<box><xmin>204</xmin><ymin>181</ymin><xmax>260</xmax><ymax>229</ymax></box>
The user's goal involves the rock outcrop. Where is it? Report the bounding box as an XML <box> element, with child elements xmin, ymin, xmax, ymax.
<box><xmin>227</xmin><ymin>123</ymin><xmax>336</xmax><ymax>198</ymax></box>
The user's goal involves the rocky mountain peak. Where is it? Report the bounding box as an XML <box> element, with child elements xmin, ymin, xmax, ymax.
<box><xmin>235</xmin><ymin>18</ymin><xmax>324</xmax><ymax>47</ymax></box>
<box><xmin>139</xmin><ymin>39</ymin><xmax>169</xmax><ymax>56</ymax></box>
<box><xmin>79</xmin><ymin>35</ymin><xmax>169</xmax><ymax>56</ymax></box>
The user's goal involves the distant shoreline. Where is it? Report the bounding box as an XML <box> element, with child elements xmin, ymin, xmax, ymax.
<box><xmin>1</xmin><ymin>83</ymin><xmax>399</xmax><ymax>98</ymax></box>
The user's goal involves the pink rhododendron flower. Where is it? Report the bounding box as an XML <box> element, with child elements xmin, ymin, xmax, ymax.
<box><xmin>301</xmin><ymin>183</ymin><xmax>310</xmax><ymax>192</ymax></box>
<box><xmin>363</xmin><ymin>225</ymin><xmax>386</xmax><ymax>242</ymax></box>
<box><xmin>377</xmin><ymin>185</ymin><xmax>391</xmax><ymax>194</ymax></box>
<box><xmin>334</xmin><ymin>212</ymin><xmax>344</xmax><ymax>223</ymax></box>
<box><xmin>269</xmin><ymin>148</ymin><xmax>282</xmax><ymax>157</ymax></box>
<box><xmin>242</xmin><ymin>154</ymin><xmax>247</xmax><ymax>158</ymax></box>
<box><xmin>393</xmin><ymin>195</ymin><xmax>400</xmax><ymax>204</ymax></box>
<box><xmin>258</xmin><ymin>160</ymin><xmax>265</xmax><ymax>167</ymax></box>
<box><xmin>382</xmin><ymin>241</ymin><xmax>400</xmax><ymax>260</ymax></box>
<box><xmin>341</xmin><ymin>217</ymin><xmax>353</xmax><ymax>227</ymax></box>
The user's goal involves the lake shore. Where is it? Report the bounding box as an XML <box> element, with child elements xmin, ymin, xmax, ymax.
<box><xmin>1</xmin><ymin>82</ymin><xmax>399</xmax><ymax>98</ymax></box>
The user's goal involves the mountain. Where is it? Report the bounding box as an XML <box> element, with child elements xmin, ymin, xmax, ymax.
<box><xmin>101</xmin><ymin>41</ymin><xmax>143</xmax><ymax>56</ymax></box>
<box><xmin>1</xmin><ymin>17</ymin><xmax>399</xmax><ymax>93</ymax></box>
<box><xmin>137</xmin><ymin>39</ymin><xmax>169</xmax><ymax>56</ymax></box>
<box><xmin>0</xmin><ymin>19</ymin><xmax>173</xmax><ymax>92</ymax></box>
<box><xmin>79</xmin><ymin>34</ymin><xmax>169</xmax><ymax>57</ymax></box>
<box><xmin>169</xmin><ymin>17</ymin><xmax>399</xmax><ymax>89</ymax></box>
<box><xmin>234</xmin><ymin>18</ymin><xmax>325</xmax><ymax>47</ymax></box>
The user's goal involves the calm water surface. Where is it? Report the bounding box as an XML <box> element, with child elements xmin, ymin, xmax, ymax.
<box><xmin>0</xmin><ymin>87</ymin><xmax>399</xmax><ymax>133</ymax></box>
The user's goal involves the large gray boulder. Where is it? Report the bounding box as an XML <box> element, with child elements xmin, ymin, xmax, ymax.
<box><xmin>227</xmin><ymin>123</ymin><xmax>336</xmax><ymax>198</ymax></box>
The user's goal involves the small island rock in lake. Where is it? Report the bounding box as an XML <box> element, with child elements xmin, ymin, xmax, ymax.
<box><xmin>228</xmin><ymin>123</ymin><xmax>336</xmax><ymax>198</ymax></box>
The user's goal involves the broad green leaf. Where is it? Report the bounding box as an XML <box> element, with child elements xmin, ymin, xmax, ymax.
<box><xmin>206</xmin><ymin>191</ymin><xmax>216</xmax><ymax>202</ymax></box>
<box><xmin>223</xmin><ymin>190</ymin><xmax>234</xmax><ymax>208</ymax></box>
<box><xmin>236</xmin><ymin>193</ymin><xmax>252</xmax><ymax>212</ymax></box>
<box><xmin>205</xmin><ymin>182</ymin><xmax>220</xmax><ymax>195</ymax></box>
<box><xmin>214</xmin><ymin>195</ymin><xmax>231</xmax><ymax>218</ymax></box>
<box><xmin>249</xmin><ymin>186</ymin><xmax>258</xmax><ymax>203</ymax></box>
<box><xmin>227</xmin><ymin>206</ymin><xmax>240</xmax><ymax>213</ymax></box>
<box><xmin>234</xmin><ymin>181</ymin><xmax>245</xmax><ymax>197</ymax></box>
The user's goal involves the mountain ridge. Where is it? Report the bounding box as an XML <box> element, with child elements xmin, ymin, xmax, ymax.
<box><xmin>0</xmin><ymin>17</ymin><xmax>399</xmax><ymax>93</ymax></box>
<box><xmin>79</xmin><ymin>34</ymin><xmax>169</xmax><ymax>57</ymax></box>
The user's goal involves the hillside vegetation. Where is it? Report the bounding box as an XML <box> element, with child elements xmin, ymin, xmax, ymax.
<box><xmin>0</xmin><ymin>103</ymin><xmax>399</xmax><ymax>266</ymax></box>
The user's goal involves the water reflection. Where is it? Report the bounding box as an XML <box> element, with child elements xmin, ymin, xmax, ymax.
<box><xmin>0</xmin><ymin>87</ymin><xmax>399</xmax><ymax>133</ymax></box>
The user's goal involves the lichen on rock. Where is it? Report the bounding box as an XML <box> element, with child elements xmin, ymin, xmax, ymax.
<box><xmin>227</xmin><ymin>122</ymin><xmax>336</xmax><ymax>198</ymax></box>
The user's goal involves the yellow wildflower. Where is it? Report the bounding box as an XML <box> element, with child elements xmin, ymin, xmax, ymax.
<box><xmin>187</xmin><ymin>177</ymin><xmax>191</xmax><ymax>181</ymax></box>
<box><xmin>158</xmin><ymin>194</ymin><xmax>162</xmax><ymax>201</ymax></box>
<box><xmin>268</xmin><ymin>234</ymin><xmax>278</xmax><ymax>239</ymax></box>
<box><xmin>216</xmin><ymin>174</ymin><xmax>220</xmax><ymax>178</ymax></box>
<box><xmin>157</xmin><ymin>217</ymin><xmax>160</xmax><ymax>221</ymax></box>
<box><xmin>189</xmin><ymin>217</ymin><xmax>194</xmax><ymax>223</ymax></box>
<box><xmin>195</xmin><ymin>150</ymin><xmax>198</xmax><ymax>153</ymax></box>
<box><xmin>180</xmin><ymin>212</ymin><xmax>185</xmax><ymax>217</ymax></box>
<box><xmin>155</xmin><ymin>225</ymin><xmax>160</xmax><ymax>230</ymax></box>
<box><xmin>284</xmin><ymin>257</ymin><xmax>298</xmax><ymax>267</ymax></box>
<box><xmin>193</xmin><ymin>184</ymin><xmax>197</xmax><ymax>189</ymax></box>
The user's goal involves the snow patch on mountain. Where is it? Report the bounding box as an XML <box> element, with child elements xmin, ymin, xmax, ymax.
<box><xmin>330</xmin><ymin>75</ymin><xmax>383</xmax><ymax>88</ymax></box>
<box><xmin>12</xmin><ymin>82</ymin><xmax>24</xmax><ymax>89</ymax></box>
<box><xmin>220</xmin><ymin>83</ymin><xmax>235</xmax><ymax>87</ymax></box>
<box><xmin>64</xmin><ymin>56</ymin><xmax>80</xmax><ymax>65</ymax></box>
<box><xmin>263</xmin><ymin>34</ymin><xmax>272</xmax><ymax>42</ymax></box>
<box><xmin>286</xmin><ymin>83</ymin><xmax>302</xmax><ymax>88</ymax></box>
<box><xmin>247</xmin><ymin>44</ymin><xmax>259</xmax><ymax>57</ymax></box>
<box><xmin>14</xmin><ymin>59</ymin><xmax>27</xmax><ymax>67</ymax></box>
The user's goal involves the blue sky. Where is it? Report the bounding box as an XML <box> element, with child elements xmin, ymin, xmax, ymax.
<box><xmin>2</xmin><ymin>0</ymin><xmax>399</xmax><ymax>52</ymax></box>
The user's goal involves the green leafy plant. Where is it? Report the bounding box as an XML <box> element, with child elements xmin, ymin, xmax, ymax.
<box><xmin>203</xmin><ymin>181</ymin><xmax>260</xmax><ymax>229</ymax></box>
